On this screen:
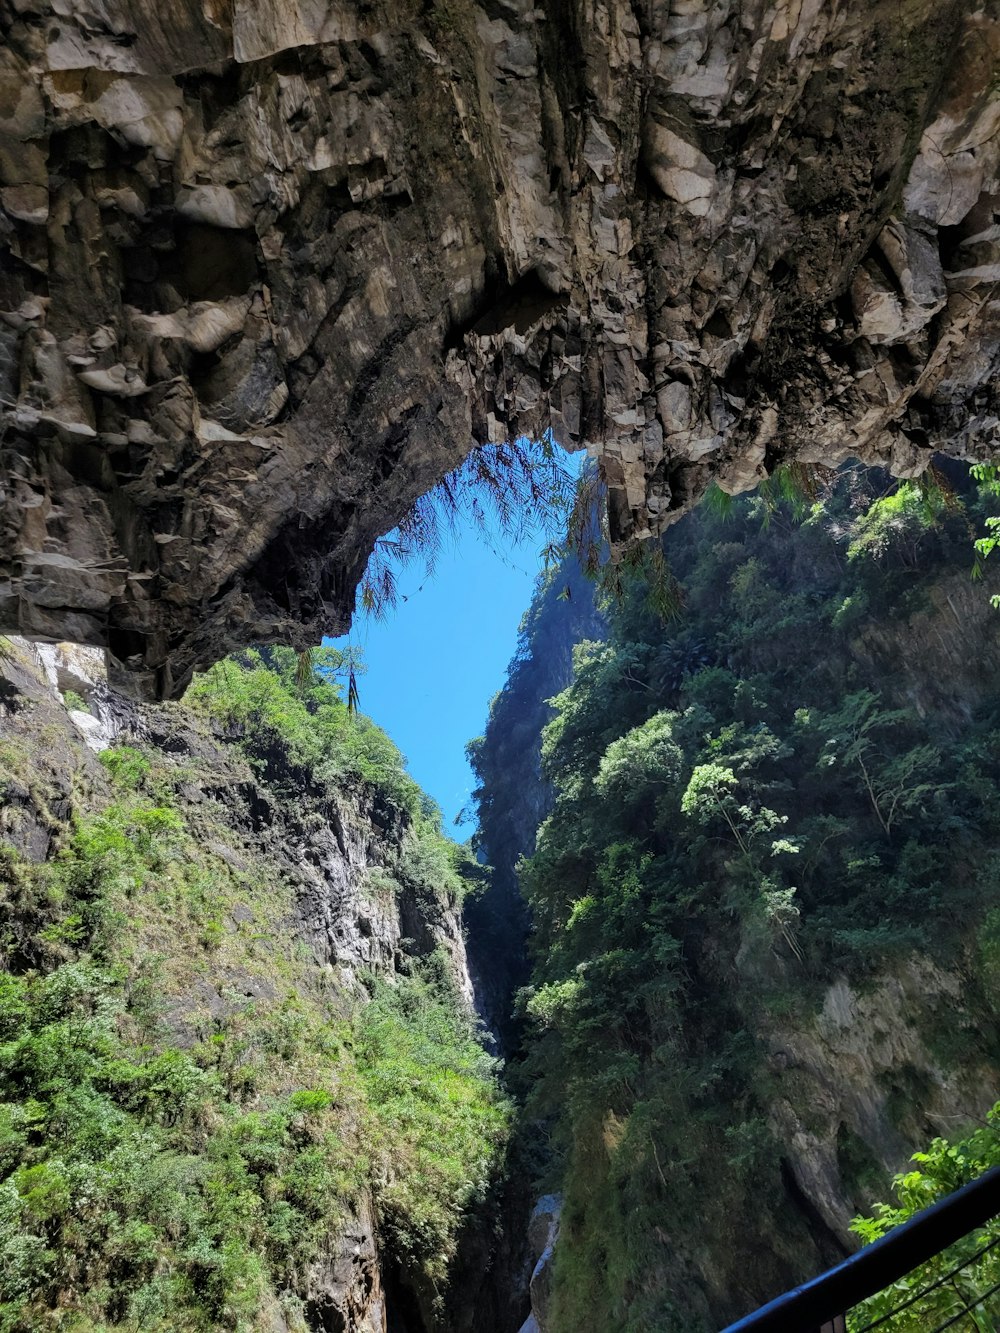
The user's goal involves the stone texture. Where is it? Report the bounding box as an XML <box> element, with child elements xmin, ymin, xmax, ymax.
<box><xmin>517</xmin><ymin>1195</ymin><xmax>561</xmax><ymax>1333</ymax></box>
<box><xmin>0</xmin><ymin>636</ymin><xmax>480</xmax><ymax>1329</ymax></box>
<box><xmin>763</xmin><ymin>963</ymin><xmax>999</xmax><ymax>1252</ymax></box>
<box><xmin>2</xmin><ymin>1</ymin><xmax>1000</xmax><ymax>695</ymax></box>
<box><xmin>28</xmin><ymin>639</ymin><xmax>137</xmax><ymax>747</ymax></box>
<box><xmin>304</xmin><ymin>1198</ymin><xmax>387</xmax><ymax>1333</ymax></box>
<box><xmin>1</xmin><ymin>634</ymin><xmax>473</xmax><ymax>1017</ymax></box>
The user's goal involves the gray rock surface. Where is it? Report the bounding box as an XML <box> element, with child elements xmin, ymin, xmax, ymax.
<box><xmin>5</xmin><ymin>635</ymin><xmax>473</xmax><ymax>1000</ymax></box>
<box><xmin>3</xmin><ymin>1</ymin><xmax>1000</xmax><ymax>695</ymax></box>
<box><xmin>516</xmin><ymin>1195</ymin><xmax>561</xmax><ymax>1333</ymax></box>
<box><xmin>762</xmin><ymin>962</ymin><xmax>998</xmax><ymax>1244</ymax></box>
<box><xmin>28</xmin><ymin>639</ymin><xmax>137</xmax><ymax>747</ymax></box>
<box><xmin>304</xmin><ymin>1198</ymin><xmax>387</xmax><ymax>1333</ymax></box>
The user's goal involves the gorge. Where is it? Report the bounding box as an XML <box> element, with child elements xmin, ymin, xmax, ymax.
<box><xmin>473</xmin><ymin>462</ymin><xmax>1000</xmax><ymax>1330</ymax></box>
<box><xmin>4</xmin><ymin>1</ymin><xmax>1000</xmax><ymax>1330</ymax></box>
<box><xmin>3</xmin><ymin>462</ymin><xmax>1000</xmax><ymax>1330</ymax></box>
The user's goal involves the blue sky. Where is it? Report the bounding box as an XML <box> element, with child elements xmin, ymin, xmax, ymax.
<box><xmin>327</xmin><ymin>504</ymin><xmax>564</xmax><ymax>839</ymax></box>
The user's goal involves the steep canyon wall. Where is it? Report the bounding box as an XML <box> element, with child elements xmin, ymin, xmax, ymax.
<box><xmin>479</xmin><ymin>473</ymin><xmax>1000</xmax><ymax>1329</ymax></box>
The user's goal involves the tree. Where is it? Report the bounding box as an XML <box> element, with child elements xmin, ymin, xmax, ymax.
<box><xmin>681</xmin><ymin>760</ymin><xmax>790</xmax><ymax>861</ymax></box>
<box><xmin>817</xmin><ymin>691</ymin><xmax>941</xmax><ymax>839</ymax></box>
<box><xmin>358</xmin><ymin>436</ymin><xmax>578</xmax><ymax>618</ymax></box>
<box><xmin>681</xmin><ymin>762</ymin><xmax>746</xmax><ymax>850</ymax></box>
<box><xmin>594</xmin><ymin>711</ymin><xmax>684</xmax><ymax>809</ymax></box>
<box><xmin>846</xmin><ymin>481</ymin><xmax>943</xmax><ymax>570</ymax></box>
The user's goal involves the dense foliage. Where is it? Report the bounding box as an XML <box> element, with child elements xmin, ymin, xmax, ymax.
<box><xmin>464</xmin><ymin>556</ymin><xmax>604</xmax><ymax>1042</ymax></box>
<box><xmin>514</xmin><ymin>465</ymin><xmax>1000</xmax><ymax>1330</ymax></box>
<box><xmin>187</xmin><ymin>646</ymin><xmax>478</xmax><ymax>905</ymax></box>
<box><xmin>186</xmin><ymin>646</ymin><xmax>422</xmax><ymax>814</ymax></box>
<box><xmin>0</xmin><ymin>654</ymin><xmax>508</xmax><ymax>1331</ymax></box>
<box><xmin>848</xmin><ymin>1105</ymin><xmax>1000</xmax><ymax>1331</ymax></box>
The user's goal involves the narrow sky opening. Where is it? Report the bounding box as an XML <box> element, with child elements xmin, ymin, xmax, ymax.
<box><xmin>327</xmin><ymin>446</ymin><xmax>585</xmax><ymax>839</ymax></box>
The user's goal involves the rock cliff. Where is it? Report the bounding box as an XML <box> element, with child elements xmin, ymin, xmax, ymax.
<box><xmin>4</xmin><ymin>638</ymin><xmax>473</xmax><ymax>998</ymax></box>
<box><xmin>486</xmin><ymin>469</ymin><xmax>1000</xmax><ymax>1329</ymax></box>
<box><xmin>3</xmin><ymin>1</ymin><xmax>1000</xmax><ymax>694</ymax></box>
<box><xmin>0</xmin><ymin>637</ymin><xmax>505</xmax><ymax>1331</ymax></box>
<box><xmin>466</xmin><ymin>554</ymin><xmax>604</xmax><ymax>1049</ymax></box>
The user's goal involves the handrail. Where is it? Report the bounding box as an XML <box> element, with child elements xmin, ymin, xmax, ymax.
<box><xmin>720</xmin><ymin>1165</ymin><xmax>1000</xmax><ymax>1333</ymax></box>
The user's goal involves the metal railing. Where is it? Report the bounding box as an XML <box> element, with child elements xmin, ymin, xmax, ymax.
<box><xmin>720</xmin><ymin>1165</ymin><xmax>1000</xmax><ymax>1333</ymax></box>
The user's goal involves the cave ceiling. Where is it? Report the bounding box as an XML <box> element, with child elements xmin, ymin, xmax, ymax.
<box><xmin>1</xmin><ymin>0</ymin><xmax>999</xmax><ymax>695</ymax></box>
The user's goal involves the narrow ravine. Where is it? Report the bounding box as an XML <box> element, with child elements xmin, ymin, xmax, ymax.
<box><xmin>3</xmin><ymin>466</ymin><xmax>1000</xmax><ymax>1332</ymax></box>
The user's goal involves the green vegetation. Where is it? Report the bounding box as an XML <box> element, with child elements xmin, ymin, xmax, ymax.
<box><xmin>848</xmin><ymin>1106</ymin><xmax>1000</xmax><ymax>1331</ymax></box>
<box><xmin>971</xmin><ymin>462</ymin><xmax>1000</xmax><ymax>607</ymax></box>
<box><xmin>464</xmin><ymin>553</ymin><xmax>605</xmax><ymax>1045</ymax></box>
<box><xmin>0</xmin><ymin>654</ymin><xmax>509</xmax><ymax>1330</ymax></box>
<box><xmin>186</xmin><ymin>646</ymin><xmax>422</xmax><ymax>813</ymax></box>
<box><xmin>507</xmin><ymin>464</ymin><xmax>1000</xmax><ymax>1330</ymax></box>
<box><xmin>844</xmin><ymin>475</ymin><xmax>950</xmax><ymax>569</ymax></box>
<box><xmin>0</xmin><ymin>796</ymin><xmax>355</xmax><ymax>1331</ymax></box>
<box><xmin>98</xmin><ymin>745</ymin><xmax>150</xmax><ymax>790</ymax></box>
<box><xmin>187</xmin><ymin>647</ymin><xmax>482</xmax><ymax>904</ymax></box>
<box><xmin>355</xmin><ymin>957</ymin><xmax>510</xmax><ymax>1286</ymax></box>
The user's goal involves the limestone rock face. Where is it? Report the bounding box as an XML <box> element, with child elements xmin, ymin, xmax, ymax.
<box><xmin>764</xmin><ymin>964</ymin><xmax>999</xmax><ymax>1254</ymax></box>
<box><xmin>2</xmin><ymin>0</ymin><xmax>1000</xmax><ymax>694</ymax></box>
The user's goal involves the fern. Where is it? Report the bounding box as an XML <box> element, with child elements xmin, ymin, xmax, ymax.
<box><xmin>971</xmin><ymin>462</ymin><xmax>1000</xmax><ymax>595</ymax></box>
<box><xmin>703</xmin><ymin>481</ymin><xmax>735</xmax><ymax>522</ymax></box>
<box><xmin>358</xmin><ymin>435</ymin><xmax>578</xmax><ymax>619</ymax></box>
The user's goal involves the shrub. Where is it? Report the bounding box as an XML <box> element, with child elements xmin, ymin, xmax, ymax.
<box><xmin>353</xmin><ymin>960</ymin><xmax>510</xmax><ymax>1290</ymax></box>
<box><xmin>185</xmin><ymin>650</ymin><xmax>420</xmax><ymax>814</ymax></box>
<box><xmin>0</xmin><ymin>683</ymin><xmax>508</xmax><ymax>1328</ymax></box>
<box><xmin>848</xmin><ymin>1107</ymin><xmax>1000</xmax><ymax>1331</ymax></box>
<box><xmin>98</xmin><ymin>745</ymin><xmax>151</xmax><ymax>790</ymax></box>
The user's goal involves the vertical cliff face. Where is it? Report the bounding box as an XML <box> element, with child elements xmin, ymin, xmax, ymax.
<box><xmin>465</xmin><ymin>557</ymin><xmax>604</xmax><ymax>1050</ymax></box>
<box><xmin>0</xmin><ymin>638</ymin><xmax>508</xmax><ymax>1332</ymax></box>
<box><xmin>477</xmin><ymin>469</ymin><xmax>1000</xmax><ymax>1330</ymax></box>
<box><xmin>4</xmin><ymin>638</ymin><xmax>474</xmax><ymax>1008</ymax></box>
<box><xmin>3</xmin><ymin>1</ymin><xmax>1000</xmax><ymax>694</ymax></box>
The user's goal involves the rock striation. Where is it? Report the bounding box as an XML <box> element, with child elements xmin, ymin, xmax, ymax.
<box><xmin>2</xmin><ymin>0</ymin><xmax>1000</xmax><ymax>693</ymax></box>
<box><xmin>3</xmin><ymin>637</ymin><xmax>474</xmax><ymax>1001</ymax></box>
